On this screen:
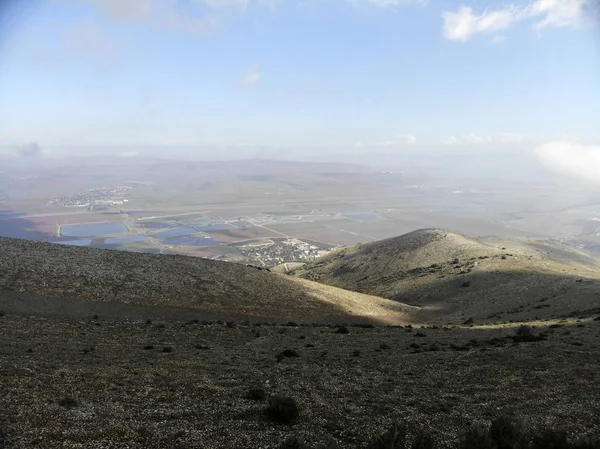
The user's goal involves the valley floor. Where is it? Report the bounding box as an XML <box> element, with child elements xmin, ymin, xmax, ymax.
<box><xmin>1</xmin><ymin>314</ymin><xmax>599</xmax><ymax>448</ymax></box>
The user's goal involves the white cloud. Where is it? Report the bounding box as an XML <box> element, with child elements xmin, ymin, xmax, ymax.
<box><xmin>442</xmin><ymin>0</ymin><xmax>593</xmax><ymax>43</ymax></box>
<box><xmin>535</xmin><ymin>141</ymin><xmax>600</xmax><ymax>185</ymax></box>
<box><xmin>490</xmin><ymin>34</ymin><xmax>507</xmax><ymax>44</ymax></box>
<box><xmin>237</xmin><ymin>69</ymin><xmax>261</xmax><ymax>86</ymax></box>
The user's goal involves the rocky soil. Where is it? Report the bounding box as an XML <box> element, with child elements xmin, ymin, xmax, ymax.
<box><xmin>1</xmin><ymin>313</ymin><xmax>599</xmax><ymax>448</ymax></box>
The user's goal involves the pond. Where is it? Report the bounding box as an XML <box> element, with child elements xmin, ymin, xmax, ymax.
<box><xmin>105</xmin><ymin>235</ymin><xmax>148</xmax><ymax>244</ymax></box>
<box><xmin>61</xmin><ymin>222</ymin><xmax>129</xmax><ymax>237</ymax></box>
<box><xmin>153</xmin><ymin>226</ymin><xmax>198</xmax><ymax>239</ymax></box>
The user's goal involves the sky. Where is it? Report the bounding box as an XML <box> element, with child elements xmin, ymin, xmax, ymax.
<box><xmin>0</xmin><ymin>0</ymin><xmax>599</xmax><ymax>177</ymax></box>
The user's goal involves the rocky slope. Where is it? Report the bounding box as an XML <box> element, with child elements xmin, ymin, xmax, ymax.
<box><xmin>0</xmin><ymin>237</ymin><xmax>413</xmax><ymax>323</ymax></box>
<box><xmin>294</xmin><ymin>229</ymin><xmax>600</xmax><ymax>323</ymax></box>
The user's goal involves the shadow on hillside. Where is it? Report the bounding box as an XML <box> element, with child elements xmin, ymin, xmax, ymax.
<box><xmin>385</xmin><ymin>269</ymin><xmax>600</xmax><ymax>323</ymax></box>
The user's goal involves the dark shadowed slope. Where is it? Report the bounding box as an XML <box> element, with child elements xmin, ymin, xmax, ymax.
<box><xmin>295</xmin><ymin>229</ymin><xmax>600</xmax><ymax>323</ymax></box>
<box><xmin>0</xmin><ymin>237</ymin><xmax>414</xmax><ymax>322</ymax></box>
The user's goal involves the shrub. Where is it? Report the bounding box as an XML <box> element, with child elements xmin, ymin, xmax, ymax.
<box><xmin>464</xmin><ymin>317</ymin><xmax>475</xmax><ymax>325</ymax></box>
<box><xmin>415</xmin><ymin>332</ymin><xmax>427</xmax><ymax>338</ymax></box>
<box><xmin>367</xmin><ymin>424</ymin><xmax>407</xmax><ymax>449</ymax></box>
<box><xmin>352</xmin><ymin>323</ymin><xmax>376</xmax><ymax>329</ymax></box>
<box><xmin>512</xmin><ymin>325</ymin><xmax>546</xmax><ymax>343</ymax></box>
<box><xmin>489</xmin><ymin>415</ymin><xmax>527</xmax><ymax>449</ymax></box>
<box><xmin>58</xmin><ymin>396</ymin><xmax>79</xmax><ymax>409</ymax></box>
<box><xmin>460</xmin><ymin>425</ymin><xmax>495</xmax><ymax>449</ymax></box>
<box><xmin>530</xmin><ymin>428</ymin><xmax>570</xmax><ymax>449</ymax></box>
<box><xmin>266</xmin><ymin>396</ymin><xmax>299</xmax><ymax>424</ymax></box>
<box><xmin>411</xmin><ymin>429</ymin><xmax>435</xmax><ymax>449</ymax></box>
<box><xmin>276</xmin><ymin>349</ymin><xmax>299</xmax><ymax>362</ymax></box>
<box><xmin>335</xmin><ymin>326</ymin><xmax>350</xmax><ymax>334</ymax></box>
<box><xmin>246</xmin><ymin>387</ymin><xmax>266</xmax><ymax>401</ymax></box>
<box><xmin>279</xmin><ymin>435</ymin><xmax>305</xmax><ymax>449</ymax></box>
<box><xmin>143</xmin><ymin>345</ymin><xmax>154</xmax><ymax>350</ymax></box>
<box><xmin>226</xmin><ymin>321</ymin><xmax>236</xmax><ymax>328</ymax></box>
<box><xmin>380</xmin><ymin>343</ymin><xmax>391</xmax><ymax>350</ymax></box>
<box><xmin>162</xmin><ymin>346</ymin><xmax>173</xmax><ymax>353</ymax></box>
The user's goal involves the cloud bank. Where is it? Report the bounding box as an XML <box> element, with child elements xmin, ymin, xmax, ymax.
<box><xmin>535</xmin><ymin>141</ymin><xmax>600</xmax><ymax>185</ymax></box>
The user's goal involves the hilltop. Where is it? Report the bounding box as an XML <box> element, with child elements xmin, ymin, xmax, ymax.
<box><xmin>0</xmin><ymin>237</ymin><xmax>413</xmax><ymax>324</ymax></box>
<box><xmin>294</xmin><ymin>229</ymin><xmax>600</xmax><ymax>323</ymax></box>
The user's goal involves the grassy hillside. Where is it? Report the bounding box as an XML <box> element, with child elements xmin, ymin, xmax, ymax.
<box><xmin>294</xmin><ymin>229</ymin><xmax>600</xmax><ymax>323</ymax></box>
<box><xmin>0</xmin><ymin>237</ymin><xmax>413</xmax><ymax>323</ymax></box>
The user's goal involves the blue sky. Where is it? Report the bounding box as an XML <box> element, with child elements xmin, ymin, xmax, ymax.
<box><xmin>0</xmin><ymin>0</ymin><xmax>598</xmax><ymax>163</ymax></box>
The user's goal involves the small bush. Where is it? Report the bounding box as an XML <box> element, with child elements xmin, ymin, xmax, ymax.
<box><xmin>335</xmin><ymin>326</ymin><xmax>350</xmax><ymax>334</ymax></box>
<box><xmin>143</xmin><ymin>345</ymin><xmax>154</xmax><ymax>350</ymax></box>
<box><xmin>246</xmin><ymin>387</ymin><xmax>266</xmax><ymax>401</ymax></box>
<box><xmin>367</xmin><ymin>424</ymin><xmax>407</xmax><ymax>449</ymax></box>
<box><xmin>226</xmin><ymin>321</ymin><xmax>236</xmax><ymax>328</ymax></box>
<box><xmin>380</xmin><ymin>343</ymin><xmax>391</xmax><ymax>350</ymax></box>
<box><xmin>162</xmin><ymin>346</ymin><xmax>173</xmax><ymax>353</ymax></box>
<box><xmin>266</xmin><ymin>396</ymin><xmax>299</xmax><ymax>424</ymax></box>
<box><xmin>464</xmin><ymin>317</ymin><xmax>475</xmax><ymax>325</ymax></box>
<box><xmin>530</xmin><ymin>428</ymin><xmax>570</xmax><ymax>449</ymax></box>
<box><xmin>415</xmin><ymin>332</ymin><xmax>427</xmax><ymax>338</ymax></box>
<box><xmin>489</xmin><ymin>415</ymin><xmax>527</xmax><ymax>449</ymax></box>
<box><xmin>276</xmin><ymin>349</ymin><xmax>299</xmax><ymax>362</ymax></box>
<box><xmin>58</xmin><ymin>396</ymin><xmax>79</xmax><ymax>409</ymax></box>
<box><xmin>352</xmin><ymin>323</ymin><xmax>376</xmax><ymax>329</ymax></box>
<box><xmin>512</xmin><ymin>325</ymin><xmax>546</xmax><ymax>343</ymax></box>
<box><xmin>460</xmin><ymin>425</ymin><xmax>494</xmax><ymax>449</ymax></box>
<box><xmin>411</xmin><ymin>429</ymin><xmax>435</xmax><ymax>449</ymax></box>
<box><xmin>279</xmin><ymin>435</ymin><xmax>305</xmax><ymax>449</ymax></box>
